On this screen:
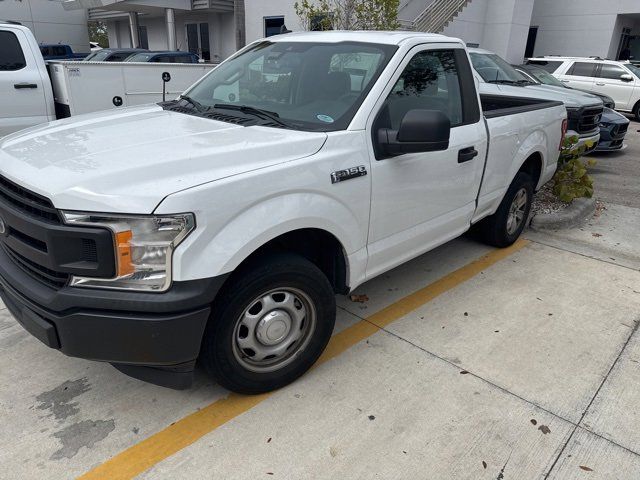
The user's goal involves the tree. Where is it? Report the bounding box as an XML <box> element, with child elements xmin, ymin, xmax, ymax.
<box><xmin>88</xmin><ymin>21</ymin><xmax>108</xmax><ymax>48</ymax></box>
<box><xmin>294</xmin><ymin>0</ymin><xmax>400</xmax><ymax>31</ymax></box>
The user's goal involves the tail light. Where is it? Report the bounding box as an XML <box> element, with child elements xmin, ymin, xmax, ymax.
<box><xmin>559</xmin><ymin>118</ymin><xmax>568</xmax><ymax>151</ymax></box>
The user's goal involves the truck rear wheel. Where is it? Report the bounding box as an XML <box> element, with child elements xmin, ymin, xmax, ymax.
<box><xmin>201</xmin><ymin>253</ymin><xmax>336</xmax><ymax>394</ymax></box>
<box><xmin>477</xmin><ymin>172</ymin><xmax>534</xmax><ymax>247</ymax></box>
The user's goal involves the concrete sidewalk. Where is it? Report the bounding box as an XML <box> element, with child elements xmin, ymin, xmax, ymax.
<box><xmin>2</xmin><ymin>234</ymin><xmax>639</xmax><ymax>479</ymax></box>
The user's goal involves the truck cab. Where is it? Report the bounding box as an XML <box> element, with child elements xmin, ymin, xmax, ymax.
<box><xmin>0</xmin><ymin>22</ymin><xmax>56</xmax><ymax>137</ymax></box>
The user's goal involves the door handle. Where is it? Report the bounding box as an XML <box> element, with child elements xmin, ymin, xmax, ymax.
<box><xmin>14</xmin><ymin>83</ymin><xmax>38</xmax><ymax>89</ymax></box>
<box><xmin>560</xmin><ymin>80</ymin><xmax>570</xmax><ymax>83</ymax></box>
<box><xmin>458</xmin><ymin>147</ymin><xmax>478</xmax><ymax>163</ymax></box>
<box><xmin>595</xmin><ymin>82</ymin><xmax>605</xmax><ymax>86</ymax></box>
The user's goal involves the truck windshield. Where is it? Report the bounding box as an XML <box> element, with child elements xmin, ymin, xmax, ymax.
<box><xmin>184</xmin><ymin>41</ymin><xmax>397</xmax><ymax>131</ymax></box>
<box><xmin>470</xmin><ymin>52</ymin><xmax>532</xmax><ymax>84</ymax></box>
<box><xmin>522</xmin><ymin>66</ymin><xmax>565</xmax><ymax>87</ymax></box>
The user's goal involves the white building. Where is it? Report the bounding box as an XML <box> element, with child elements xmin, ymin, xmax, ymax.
<box><xmin>399</xmin><ymin>0</ymin><xmax>640</xmax><ymax>63</ymax></box>
<box><xmin>62</xmin><ymin>0</ymin><xmax>304</xmax><ymax>62</ymax></box>
<box><xmin>58</xmin><ymin>0</ymin><xmax>640</xmax><ymax>64</ymax></box>
<box><xmin>0</xmin><ymin>0</ymin><xmax>89</xmax><ymax>53</ymax></box>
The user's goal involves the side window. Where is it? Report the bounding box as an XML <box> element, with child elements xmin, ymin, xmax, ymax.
<box><xmin>53</xmin><ymin>46</ymin><xmax>67</xmax><ymax>56</ymax></box>
<box><xmin>598</xmin><ymin>64</ymin><xmax>627</xmax><ymax>80</ymax></box>
<box><xmin>382</xmin><ymin>49</ymin><xmax>464</xmax><ymax>130</ymax></box>
<box><xmin>1</xmin><ymin>31</ymin><xmax>27</xmax><ymax>71</ymax></box>
<box><xmin>565</xmin><ymin>62</ymin><xmax>597</xmax><ymax>77</ymax></box>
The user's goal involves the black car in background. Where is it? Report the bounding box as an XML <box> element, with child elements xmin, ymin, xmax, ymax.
<box><xmin>125</xmin><ymin>51</ymin><xmax>200</xmax><ymax>63</ymax></box>
<box><xmin>515</xmin><ymin>64</ymin><xmax>629</xmax><ymax>152</ymax></box>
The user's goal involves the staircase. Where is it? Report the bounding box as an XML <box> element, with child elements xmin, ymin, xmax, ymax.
<box><xmin>401</xmin><ymin>0</ymin><xmax>472</xmax><ymax>33</ymax></box>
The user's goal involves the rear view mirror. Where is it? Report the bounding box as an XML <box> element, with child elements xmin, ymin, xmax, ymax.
<box><xmin>378</xmin><ymin>109</ymin><xmax>450</xmax><ymax>158</ymax></box>
<box><xmin>620</xmin><ymin>73</ymin><xmax>634</xmax><ymax>82</ymax></box>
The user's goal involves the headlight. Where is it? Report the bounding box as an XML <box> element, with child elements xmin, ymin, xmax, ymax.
<box><xmin>61</xmin><ymin>212</ymin><xmax>195</xmax><ymax>292</ymax></box>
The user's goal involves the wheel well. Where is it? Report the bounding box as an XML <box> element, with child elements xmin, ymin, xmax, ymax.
<box><xmin>518</xmin><ymin>153</ymin><xmax>542</xmax><ymax>189</ymax></box>
<box><xmin>633</xmin><ymin>99</ymin><xmax>640</xmax><ymax>115</ymax></box>
<box><xmin>235</xmin><ymin>229</ymin><xmax>349</xmax><ymax>294</ymax></box>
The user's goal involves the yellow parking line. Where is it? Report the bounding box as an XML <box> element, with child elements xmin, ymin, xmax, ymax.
<box><xmin>78</xmin><ymin>239</ymin><xmax>529</xmax><ymax>480</ymax></box>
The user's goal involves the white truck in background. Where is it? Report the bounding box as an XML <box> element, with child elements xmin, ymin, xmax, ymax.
<box><xmin>0</xmin><ymin>31</ymin><xmax>567</xmax><ymax>394</ymax></box>
<box><xmin>0</xmin><ymin>21</ymin><xmax>216</xmax><ymax>137</ymax></box>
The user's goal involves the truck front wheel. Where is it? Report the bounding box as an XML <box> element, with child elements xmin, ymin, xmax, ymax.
<box><xmin>201</xmin><ymin>253</ymin><xmax>336</xmax><ymax>394</ymax></box>
<box><xmin>477</xmin><ymin>172</ymin><xmax>534</xmax><ymax>247</ymax></box>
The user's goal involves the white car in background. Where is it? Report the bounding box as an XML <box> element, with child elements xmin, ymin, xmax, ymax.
<box><xmin>526</xmin><ymin>56</ymin><xmax>640</xmax><ymax>120</ymax></box>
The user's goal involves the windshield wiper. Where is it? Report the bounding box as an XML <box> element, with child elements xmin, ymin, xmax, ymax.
<box><xmin>179</xmin><ymin>95</ymin><xmax>206</xmax><ymax>112</ymax></box>
<box><xmin>213</xmin><ymin>104</ymin><xmax>296</xmax><ymax>129</ymax></box>
<box><xmin>487</xmin><ymin>79</ymin><xmax>524</xmax><ymax>85</ymax></box>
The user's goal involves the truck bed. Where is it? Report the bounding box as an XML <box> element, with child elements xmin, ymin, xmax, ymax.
<box><xmin>47</xmin><ymin>60</ymin><xmax>217</xmax><ymax>118</ymax></box>
<box><xmin>480</xmin><ymin>94</ymin><xmax>564</xmax><ymax>118</ymax></box>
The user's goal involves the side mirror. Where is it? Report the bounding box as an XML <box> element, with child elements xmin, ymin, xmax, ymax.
<box><xmin>620</xmin><ymin>73</ymin><xmax>634</xmax><ymax>82</ymax></box>
<box><xmin>378</xmin><ymin>109</ymin><xmax>451</xmax><ymax>157</ymax></box>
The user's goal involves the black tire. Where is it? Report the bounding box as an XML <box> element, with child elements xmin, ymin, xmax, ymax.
<box><xmin>634</xmin><ymin>102</ymin><xmax>640</xmax><ymax>122</ymax></box>
<box><xmin>477</xmin><ymin>172</ymin><xmax>534</xmax><ymax>248</ymax></box>
<box><xmin>200</xmin><ymin>253</ymin><xmax>336</xmax><ymax>394</ymax></box>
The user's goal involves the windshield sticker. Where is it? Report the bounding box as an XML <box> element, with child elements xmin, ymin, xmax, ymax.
<box><xmin>316</xmin><ymin>114</ymin><xmax>334</xmax><ymax>123</ymax></box>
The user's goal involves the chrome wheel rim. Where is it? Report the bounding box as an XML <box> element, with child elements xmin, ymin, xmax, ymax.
<box><xmin>232</xmin><ymin>287</ymin><xmax>317</xmax><ymax>373</ymax></box>
<box><xmin>507</xmin><ymin>187</ymin><xmax>528</xmax><ymax>235</ymax></box>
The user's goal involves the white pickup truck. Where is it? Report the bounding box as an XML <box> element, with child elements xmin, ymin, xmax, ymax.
<box><xmin>0</xmin><ymin>21</ymin><xmax>215</xmax><ymax>137</ymax></box>
<box><xmin>0</xmin><ymin>31</ymin><xmax>566</xmax><ymax>394</ymax></box>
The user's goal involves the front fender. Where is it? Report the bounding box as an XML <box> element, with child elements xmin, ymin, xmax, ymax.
<box><xmin>163</xmin><ymin>190</ymin><xmax>368</xmax><ymax>283</ymax></box>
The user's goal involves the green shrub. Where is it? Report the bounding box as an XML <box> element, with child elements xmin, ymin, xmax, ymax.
<box><xmin>552</xmin><ymin>135</ymin><xmax>596</xmax><ymax>203</ymax></box>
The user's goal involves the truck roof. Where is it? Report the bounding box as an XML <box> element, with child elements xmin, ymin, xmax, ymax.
<box><xmin>266</xmin><ymin>30</ymin><xmax>461</xmax><ymax>46</ymax></box>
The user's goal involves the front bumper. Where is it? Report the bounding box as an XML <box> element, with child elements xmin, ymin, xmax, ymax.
<box><xmin>0</xmin><ymin>244</ymin><xmax>228</xmax><ymax>389</ymax></box>
<box><xmin>569</xmin><ymin>130</ymin><xmax>600</xmax><ymax>154</ymax></box>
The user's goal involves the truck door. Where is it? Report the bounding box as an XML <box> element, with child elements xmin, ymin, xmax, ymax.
<box><xmin>0</xmin><ymin>28</ymin><xmax>48</xmax><ymax>137</ymax></box>
<box><xmin>365</xmin><ymin>45</ymin><xmax>487</xmax><ymax>278</ymax></box>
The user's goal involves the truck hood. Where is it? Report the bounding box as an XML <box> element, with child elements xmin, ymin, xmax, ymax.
<box><xmin>478</xmin><ymin>82</ymin><xmax>603</xmax><ymax>109</ymax></box>
<box><xmin>0</xmin><ymin>105</ymin><xmax>327</xmax><ymax>213</ymax></box>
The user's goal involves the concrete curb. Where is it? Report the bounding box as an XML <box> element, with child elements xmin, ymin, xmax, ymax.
<box><xmin>530</xmin><ymin>197</ymin><xmax>596</xmax><ymax>230</ymax></box>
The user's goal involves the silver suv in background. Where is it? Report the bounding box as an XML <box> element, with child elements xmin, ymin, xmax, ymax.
<box><xmin>469</xmin><ymin>48</ymin><xmax>603</xmax><ymax>153</ymax></box>
<box><xmin>526</xmin><ymin>56</ymin><xmax>640</xmax><ymax>120</ymax></box>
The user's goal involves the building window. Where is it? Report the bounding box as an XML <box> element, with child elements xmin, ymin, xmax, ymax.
<box><xmin>264</xmin><ymin>16</ymin><xmax>285</xmax><ymax>37</ymax></box>
<box><xmin>186</xmin><ymin>23</ymin><xmax>210</xmax><ymax>61</ymax></box>
<box><xmin>138</xmin><ymin>25</ymin><xmax>149</xmax><ymax>50</ymax></box>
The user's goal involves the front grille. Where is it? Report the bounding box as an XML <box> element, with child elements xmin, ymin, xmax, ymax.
<box><xmin>578</xmin><ymin>107</ymin><xmax>603</xmax><ymax>135</ymax></box>
<box><xmin>0</xmin><ymin>178</ymin><xmax>115</xmax><ymax>290</ymax></box>
<box><xmin>81</xmin><ymin>238</ymin><xmax>98</xmax><ymax>262</ymax></box>
<box><xmin>2</xmin><ymin>243</ymin><xmax>69</xmax><ymax>289</ymax></box>
<box><xmin>0</xmin><ymin>175</ymin><xmax>60</xmax><ymax>224</ymax></box>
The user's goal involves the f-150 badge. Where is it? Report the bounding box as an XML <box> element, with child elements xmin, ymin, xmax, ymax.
<box><xmin>331</xmin><ymin>166</ymin><xmax>367</xmax><ymax>184</ymax></box>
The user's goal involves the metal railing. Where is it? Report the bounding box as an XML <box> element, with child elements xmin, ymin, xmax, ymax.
<box><xmin>404</xmin><ymin>0</ymin><xmax>472</xmax><ymax>33</ymax></box>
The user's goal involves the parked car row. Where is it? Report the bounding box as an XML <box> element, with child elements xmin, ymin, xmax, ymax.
<box><xmin>525</xmin><ymin>56</ymin><xmax>640</xmax><ymax>121</ymax></box>
<box><xmin>83</xmin><ymin>48</ymin><xmax>200</xmax><ymax>63</ymax></box>
<box><xmin>514</xmin><ymin>64</ymin><xmax>629</xmax><ymax>152</ymax></box>
<box><xmin>38</xmin><ymin>44</ymin><xmax>201</xmax><ymax>64</ymax></box>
